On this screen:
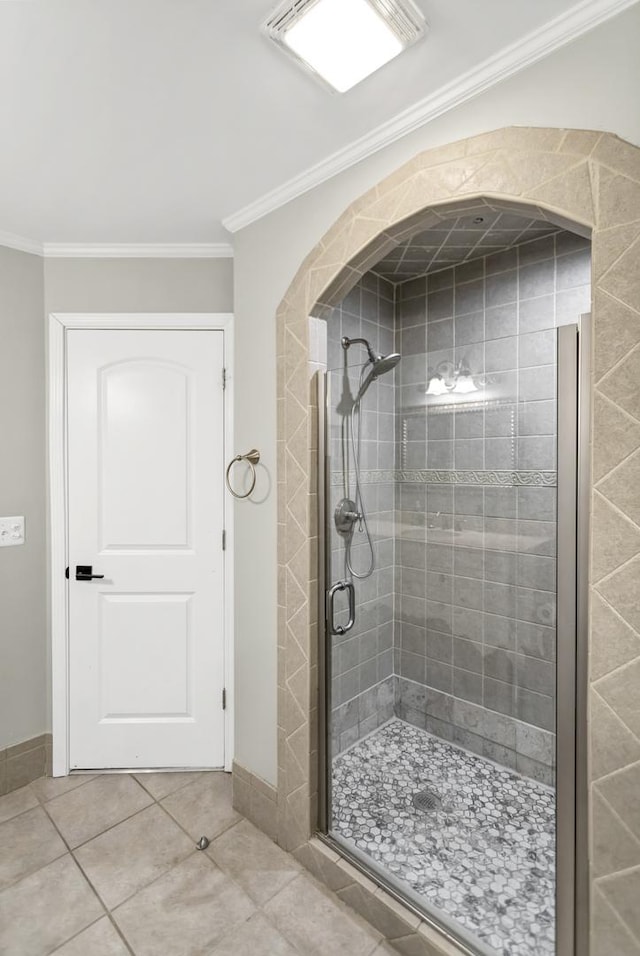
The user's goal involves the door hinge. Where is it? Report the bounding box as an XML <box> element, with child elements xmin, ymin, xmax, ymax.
<box><xmin>222</xmin><ymin>367</ymin><xmax>227</xmax><ymax>390</ymax></box>
<box><xmin>222</xmin><ymin>529</ymin><xmax>226</xmax><ymax>550</ymax></box>
<box><xmin>222</xmin><ymin>688</ymin><xmax>227</xmax><ymax>710</ymax></box>
<box><xmin>65</xmin><ymin>566</ymin><xmax>69</xmax><ymax>579</ymax></box>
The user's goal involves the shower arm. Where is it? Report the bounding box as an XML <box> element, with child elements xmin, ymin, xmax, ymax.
<box><xmin>341</xmin><ymin>336</ymin><xmax>378</xmax><ymax>364</ymax></box>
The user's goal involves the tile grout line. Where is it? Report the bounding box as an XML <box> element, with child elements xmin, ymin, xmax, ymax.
<box><xmin>591</xmin><ymin>754</ymin><xmax>640</xmax><ymax>785</ymax></box>
<box><xmin>592</xmin><ymin>884</ymin><xmax>640</xmax><ymax>951</ymax></box>
<box><xmin>0</xmin><ymin>790</ymin><xmax>41</xmax><ymax>826</ymax></box>
<box><xmin>596</xmin><ymin>860</ymin><xmax>640</xmax><ymax>883</ymax></box>
<box><xmin>47</xmin><ymin>913</ymin><xmax>116</xmax><ymax>955</ymax></box>
<box><xmin>266</xmin><ymin>870</ymin><xmax>383</xmax><ymax>956</ymax></box>
<box><xmin>36</xmin><ymin>796</ymin><xmax>137</xmax><ymax>956</ymax></box>
<box><xmin>35</xmin><ymin>776</ymin><xmax>197</xmax><ymax>953</ymax></box>
<box><xmin>593</xmin><ymin>546</ymin><xmax>640</xmax><ymax>589</ymax></box>
<box><xmin>43</xmin><ymin>788</ymin><xmax>155</xmax><ymax>853</ymax></box>
<box><xmin>108</xmin><ymin>783</ymin><xmax>330</xmax><ymax>955</ymax></box>
<box><xmin>30</xmin><ymin>773</ymin><xmax>97</xmax><ymax>802</ymax></box>
<box><xmin>0</xmin><ymin>832</ymin><xmax>68</xmax><ymax>896</ymax></box>
<box><xmin>41</xmin><ymin>772</ymin><xmax>253</xmax><ymax>954</ymax></box>
<box><xmin>595</xmin><ymin>338</ymin><xmax>640</xmax><ymax>391</ymax></box>
<box><xmin>594</xmin><ymin>442</ymin><xmax>640</xmax><ymax>488</ymax></box>
<box><xmin>592</xmin><ymin>787</ymin><xmax>640</xmax><ymax>859</ymax></box>
<box><xmin>592</xmin><ymin>651</ymin><xmax>640</xmax><ymax>691</ymax></box>
<box><xmin>590</xmin><ymin>688</ymin><xmax>640</xmax><ymax>753</ymax></box>
<box><xmin>593</xmin><ymin>486</ymin><xmax>640</xmax><ymax>535</ymax></box>
<box><xmin>132</xmin><ymin>770</ymin><xmax>207</xmax><ymax>803</ymax></box>
<box><xmin>69</xmin><ymin>853</ymin><xmax>138</xmax><ymax>956</ymax></box>
<box><xmin>131</xmin><ymin>780</ymin><xmax>277</xmax><ymax>918</ymax></box>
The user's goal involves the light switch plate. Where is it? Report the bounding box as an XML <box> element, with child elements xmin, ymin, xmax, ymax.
<box><xmin>0</xmin><ymin>516</ymin><xmax>25</xmax><ymax>547</ymax></box>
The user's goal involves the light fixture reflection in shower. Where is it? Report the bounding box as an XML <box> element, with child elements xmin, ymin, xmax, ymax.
<box><xmin>425</xmin><ymin>374</ymin><xmax>447</xmax><ymax>396</ymax></box>
<box><xmin>454</xmin><ymin>372</ymin><xmax>478</xmax><ymax>394</ymax></box>
<box><xmin>425</xmin><ymin>360</ymin><xmax>479</xmax><ymax>396</ymax></box>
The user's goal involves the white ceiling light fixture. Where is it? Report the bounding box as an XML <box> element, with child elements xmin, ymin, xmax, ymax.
<box><xmin>264</xmin><ymin>0</ymin><xmax>426</xmax><ymax>93</ymax></box>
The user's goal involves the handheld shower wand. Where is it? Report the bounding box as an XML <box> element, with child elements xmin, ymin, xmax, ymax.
<box><xmin>337</xmin><ymin>337</ymin><xmax>401</xmax><ymax>579</ymax></box>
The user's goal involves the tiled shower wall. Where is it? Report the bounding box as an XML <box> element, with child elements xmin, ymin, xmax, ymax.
<box><xmin>394</xmin><ymin>232</ymin><xmax>591</xmax><ymax>784</ymax></box>
<box><xmin>324</xmin><ymin>276</ymin><xmax>397</xmax><ymax>754</ymax></box>
<box><xmin>322</xmin><ymin>234</ymin><xmax>591</xmax><ymax>783</ymax></box>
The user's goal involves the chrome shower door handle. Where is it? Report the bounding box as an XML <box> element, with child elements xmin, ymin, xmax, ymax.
<box><xmin>326</xmin><ymin>580</ymin><xmax>356</xmax><ymax>636</ymax></box>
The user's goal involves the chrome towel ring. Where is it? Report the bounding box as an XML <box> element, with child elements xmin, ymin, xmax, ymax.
<box><xmin>225</xmin><ymin>449</ymin><xmax>260</xmax><ymax>499</ymax></box>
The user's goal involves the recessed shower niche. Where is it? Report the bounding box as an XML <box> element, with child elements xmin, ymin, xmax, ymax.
<box><xmin>314</xmin><ymin>201</ymin><xmax>591</xmax><ymax>956</ymax></box>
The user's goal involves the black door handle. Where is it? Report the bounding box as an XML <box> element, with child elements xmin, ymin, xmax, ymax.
<box><xmin>75</xmin><ymin>565</ymin><xmax>105</xmax><ymax>581</ymax></box>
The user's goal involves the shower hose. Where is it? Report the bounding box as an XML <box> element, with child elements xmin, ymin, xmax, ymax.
<box><xmin>345</xmin><ymin>364</ymin><xmax>375</xmax><ymax>580</ymax></box>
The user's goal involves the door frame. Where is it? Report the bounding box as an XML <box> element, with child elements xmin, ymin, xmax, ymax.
<box><xmin>49</xmin><ymin>312</ymin><xmax>234</xmax><ymax>776</ymax></box>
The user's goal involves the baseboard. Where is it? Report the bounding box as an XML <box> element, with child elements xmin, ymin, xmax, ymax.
<box><xmin>0</xmin><ymin>733</ymin><xmax>52</xmax><ymax>796</ymax></box>
<box><xmin>231</xmin><ymin>760</ymin><xmax>278</xmax><ymax>842</ymax></box>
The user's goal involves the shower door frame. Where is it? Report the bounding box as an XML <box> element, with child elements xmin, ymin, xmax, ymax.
<box><xmin>316</xmin><ymin>314</ymin><xmax>592</xmax><ymax>956</ymax></box>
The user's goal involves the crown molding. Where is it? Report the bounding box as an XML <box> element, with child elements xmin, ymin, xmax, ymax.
<box><xmin>0</xmin><ymin>236</ymin><xmax>234</xmax><ymax>258</ymax></box>
<box><xmin>42</xmin><ymin>242</ymin><xmax>234</xmax><ymax>258</ymax></box>
<box><xmin>223</xmin><ymin>0</ymin><xmax>639</xmax><ymax>233</ymax></box>
<box><xmin>0</xmin><ymin>230</ymin><xmax>44</xmax><ymax>256</ymax></box>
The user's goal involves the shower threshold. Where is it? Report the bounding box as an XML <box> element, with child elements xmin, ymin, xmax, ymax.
<box><xmin>330</xmin><ymin>719</ymin><xmax>555</xmax><ymax>956</ymax></box>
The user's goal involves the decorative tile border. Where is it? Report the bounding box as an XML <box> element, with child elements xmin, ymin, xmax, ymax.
<box><xmin>274</xmin><ymin>127</ymin><xmax>640</xmax><ymax>954</ymax></box>
<box><xmin>331</xmin><ymin>469</ymin><xmax>557</xmax><ymax>486</ymax></box>
<box><xmin>397</xmin><ymin>469</ymin><xmax>558</xmax><ymax>487</ymax></box>
<box><xmin>330</xmin><ymin>468</ymin><xmax>396</xmax><ymax>485</ymax></box>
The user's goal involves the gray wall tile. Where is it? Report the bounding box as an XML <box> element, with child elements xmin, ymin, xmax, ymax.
<box><xmin>327</xmin><ymin>237</ymin><xmax>590</xmax><ymax>775</ymax></box>
<box><xmin>519</xmin><ymin>294</ymin><xmax>555</xmax><ymax>333</ymax></box>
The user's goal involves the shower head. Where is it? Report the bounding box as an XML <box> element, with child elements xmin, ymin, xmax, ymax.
<box><xmin>355</xmin><ymin>351</ymin><xmax>401</xmax><ymax>402</ymax></box>
<box><xmin>342</xmin><ymin>335</ymin><xmax>400</xmax><ymax>401</ymax></box>
<box><xmin>371</xmin><ymin>353</ymin><xmax>401</xmax><ymax>377</ymax></box>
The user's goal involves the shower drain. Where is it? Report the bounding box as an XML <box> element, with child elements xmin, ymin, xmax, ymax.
<box><xmin>412</xmin><ymin>787</ymin><xmax>442</xmax><ymax>813</ymax></box>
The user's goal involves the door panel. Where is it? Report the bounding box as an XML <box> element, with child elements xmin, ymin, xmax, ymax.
<box><xmin>67</xmin><ymin>329</ymin><xmax>225</xmax><ymax>769</ymax></box>
<box><xmin>99</xmin><ymin>593</ymin><xmax>192</xmax><ymax>718</ymax></box>
<box><xmin>99</xmin><ymin>361</ymin><xmax>192</xmax><ymax>549</ymax></box>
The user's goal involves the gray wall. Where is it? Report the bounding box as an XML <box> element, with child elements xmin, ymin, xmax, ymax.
<box><xmin>232</xmin><ymin>6</ymin><xmax>640</xmax><ymax>785</ymax></box>
<box><xmin>394</xmin><ymin>233</ymin><xmax>591</xmax><ymax>784</ymax></box>
<box><xmin>43</xmin><ymin>257</ymin><xmax>233</xmax><ymax>314</ymax></box>
<box><xmin>0</xmin><ymin>253</ymin><xmax>233</xmax><ymax>751</ymax></box>
<box><xmin>0</xmin><ymin>247</ymin><xmax>46</xmax><ymax>749</ymax></box>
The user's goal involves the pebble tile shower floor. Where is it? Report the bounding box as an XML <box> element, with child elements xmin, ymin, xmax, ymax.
<box><xmin>332</xmin><ymin>719</ymin><xmax>555</xmax><ymax>956</ymax></box>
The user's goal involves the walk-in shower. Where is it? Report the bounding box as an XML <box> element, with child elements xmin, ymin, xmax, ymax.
<box><xmin>316</xmin><ymin>205</ymin><xmax>591</xmax><ymax>956</ymax></box>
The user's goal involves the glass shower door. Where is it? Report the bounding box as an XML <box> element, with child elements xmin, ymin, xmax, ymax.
<box><xmin>320</xmin><ymin>317</ymin><xmax>585</xmax><ymax>956</ymax></box>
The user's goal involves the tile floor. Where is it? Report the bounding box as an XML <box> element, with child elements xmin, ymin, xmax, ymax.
<box><xmin>332</xmin><ymin>719</ymin><xmax>556</xmax><ymax>956</ymax></box>
<box><xmin>0</xmin><ymin>770</ymin><xmax>391</xmax><ymax>956</ymax></box>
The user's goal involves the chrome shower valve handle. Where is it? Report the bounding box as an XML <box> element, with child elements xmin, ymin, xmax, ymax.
<box><xmin>334</xmin><ymin>498</ymin><xmax>361</xmax><ymax>535</ymax></box>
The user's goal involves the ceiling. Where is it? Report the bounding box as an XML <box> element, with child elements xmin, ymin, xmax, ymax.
<box><xmin>372</xmin><ymin>210</ymin><xmax>561</xmax><ymax>283</ymax></box>
<box><xmin>0</xmin><ymin>0</ymin><xmax>624</xmax><ymax>245</ymax></box>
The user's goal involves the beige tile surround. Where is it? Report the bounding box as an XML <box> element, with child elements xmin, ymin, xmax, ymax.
<box><xmin>269</xmin><ymin>127</ymin><xmax>640</xmax><ymax>955</ymax></box>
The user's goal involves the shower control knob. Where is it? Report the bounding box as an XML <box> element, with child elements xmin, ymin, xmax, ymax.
<box><xmin>334</xmin><ymin>498</ymin><xmax>359</xmax><ymax>535</ymax></box>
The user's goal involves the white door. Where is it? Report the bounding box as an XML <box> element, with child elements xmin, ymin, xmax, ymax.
<box><xmin>66</xmin><ymin>329</ymin><xmax>225</xmax><ymax>769</ymax></box>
